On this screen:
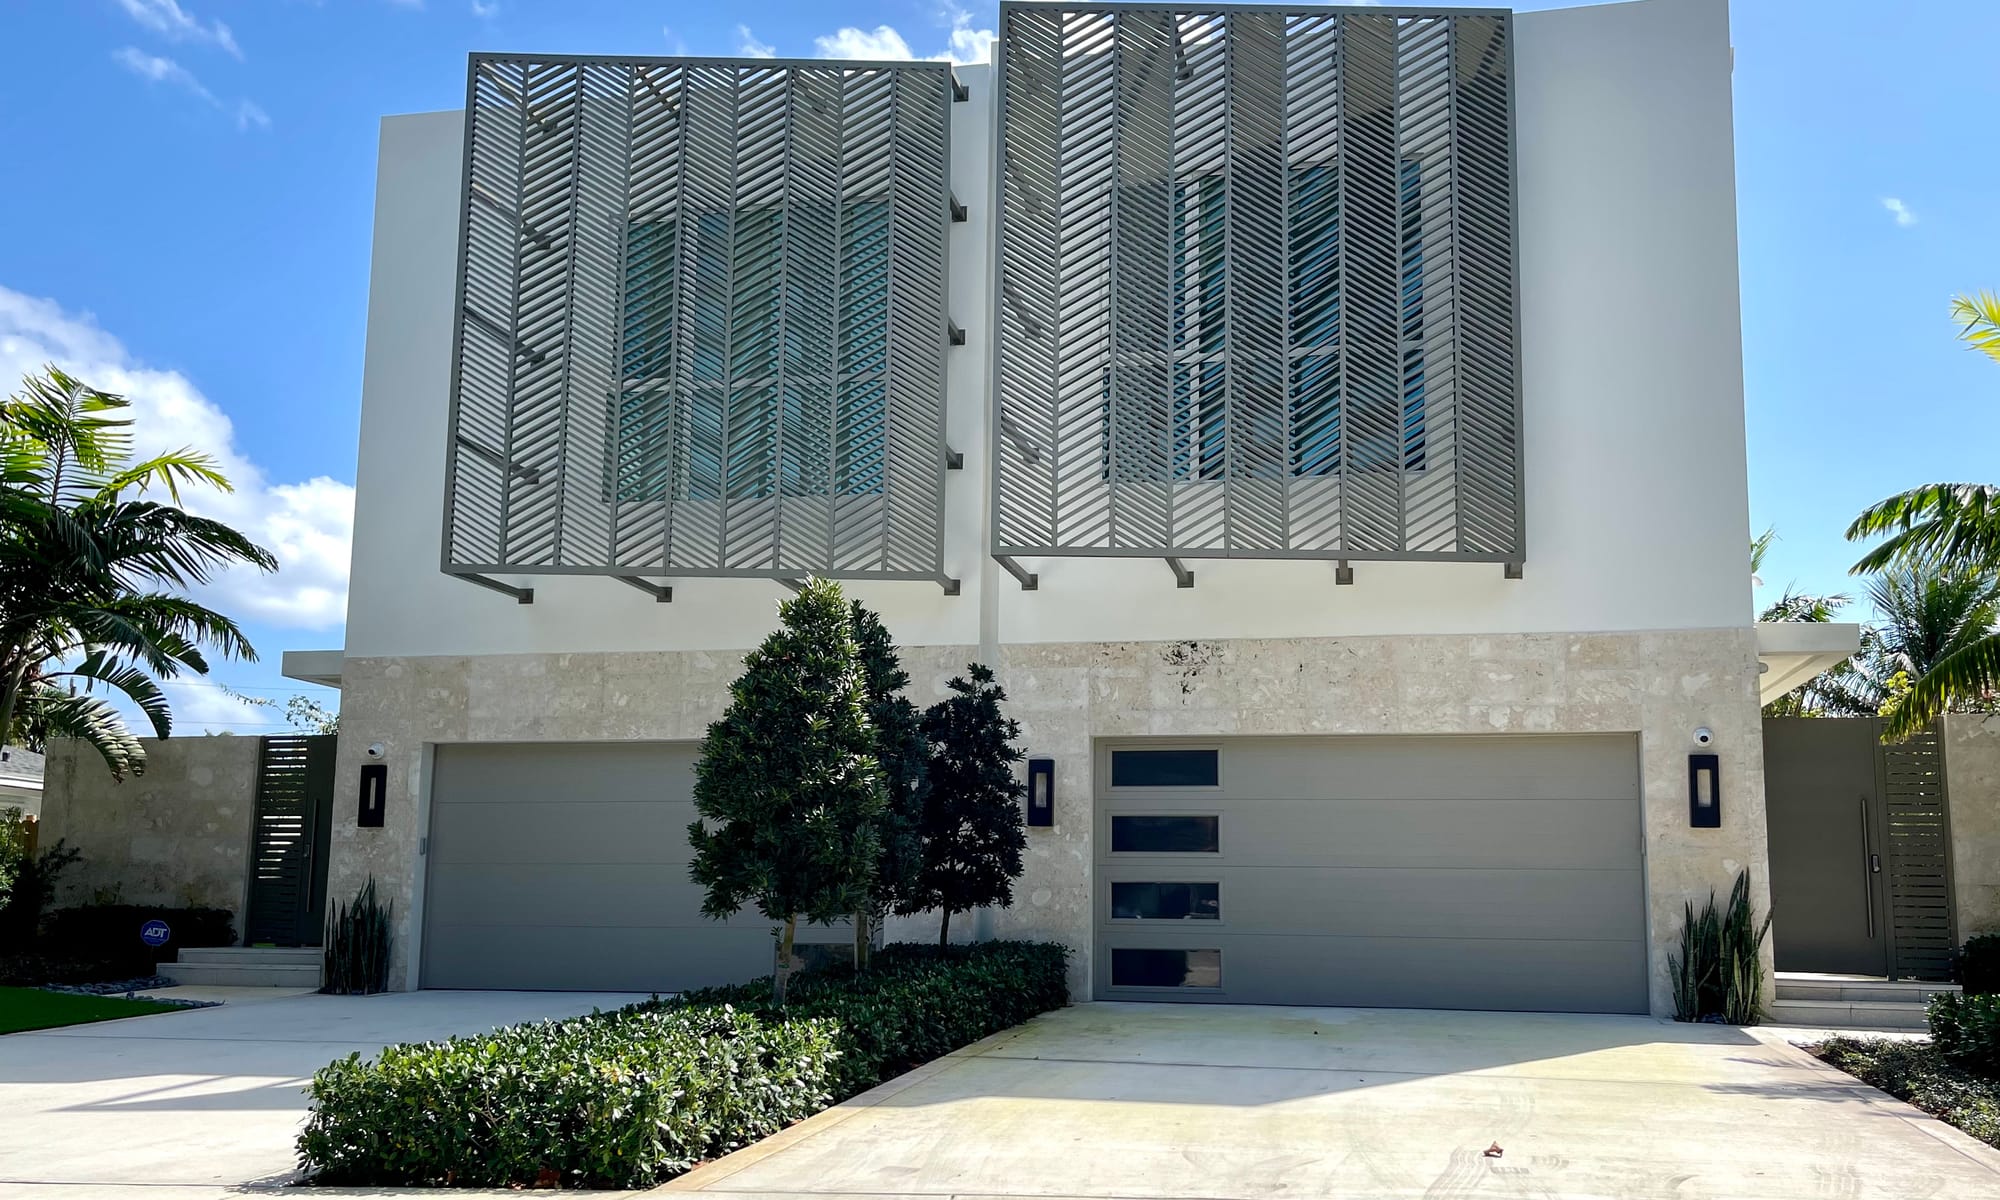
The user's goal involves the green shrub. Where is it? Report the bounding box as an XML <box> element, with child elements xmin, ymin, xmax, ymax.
<box><xmin>322</xmin><ymin>877</ymin><xmax>392</xmax><ymax>995</ymax></box>
<box><xmin>1958</xmin><ymin>933</ymin><xmax>2000</xmax><ymax>996</ymax></box>
<box><xmin>298</xmin><ymin>940</ymin><xmax>1069</xmax><ymax>1189</ymax></box>
<box><xmin>1669</xmin><ymin>868</ymin><xmax>1772</xmax><ymax>1024</ymax></box>
<box><xmin>0</xmin><ymin>808</ymin><xmax>28</xmax><ymax>913</ymax></box>
<box><xmin>42</xmin><ymin>903</ymin><xmax>234</xmax><ymax>970</ymax></box>
<box><xmin>1930</xmin><ymin>992</ymin><xmax>2000</xmax><ymax>1077</ymax></box>
<box><xmin>0</xmin><ymin>839</ymin><xmax>79</xmax><ymax>951</ymax></box>
<box><xmin>1814</xmin><ymin>1036</ymin><xmax>2000</xmax><ymax>1149</ymax></box>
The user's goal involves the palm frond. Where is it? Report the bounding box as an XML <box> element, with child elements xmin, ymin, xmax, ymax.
<box><xmin>1848</xmin><ymin>484</ymin><xmax>2000</xmax><ymax>575</ymax></box>
<box><xmin>1954</xmin><ymin>290</ymin><xmax>2000</xmax><ymax>365</ymax></box>
<box><xmin>1882</xmin><ymin>631</ymin><xmax>2000</xmax><ymax>740</ymax></box>
<box><xmin>53</xmin><ymin>651</ymin><xmax>175</xmax><ymax>739</ymax></box>
<box><xmin>27</xmin><ymin>685</ymin><xmax>145</xmax><ymax>780</ymax></box>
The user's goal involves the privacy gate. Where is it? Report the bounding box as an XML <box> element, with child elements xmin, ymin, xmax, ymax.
<box><xmin>243</xmin><ymin>734</ymin><xmax>338</xmax><ymax>947</ymax></box>
<box><xmin>1764</xmin><ymin>718</ymin><xmax>1957</xmax><ymax>981</ymax></box>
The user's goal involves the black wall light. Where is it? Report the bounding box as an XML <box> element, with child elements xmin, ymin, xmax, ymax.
<box><xmin>358</xmin><ymin>763</ymin><xmax>388</xmax><ymax>828</ymax></box>
<box><xmin>1026</xmin><ymin>758</ymin><xmax>1054</xmax><ymax>827</ymax></box>
<box><xmin>1688</xmin><ymin>753</ymin><xmax>1720</xmax><ymax>828</ymax></box>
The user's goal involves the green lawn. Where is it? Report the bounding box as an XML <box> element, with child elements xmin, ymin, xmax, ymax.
<box><xmin>0</xmin><ymin>986</ymin><xmax>185</xmax><ymax>1034</ymax></box>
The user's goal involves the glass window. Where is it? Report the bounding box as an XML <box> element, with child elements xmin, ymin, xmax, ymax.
<box><xmin>1111</xmin><ymin>947</ymin><xmax>1221</xmax><ymax>988</ymax></box>
<box><xmin>1111</xmin><ymin>882</ymin><xmax>1220</xmax><ymax>921</ymax></box>
<box><xmin>1110</xmin><ymin>815</ymin><xmax>1219</xmax><ymax>854</ymax></box>
<box><xmin>1111</xmin><ymin>749</ymin><xmax>1219</xmax><ymax>789</ymax></box>
<box><xmin>614</xmin><ymin>201</ymin><xmax>890</xmax><ymax>502</ymax></box>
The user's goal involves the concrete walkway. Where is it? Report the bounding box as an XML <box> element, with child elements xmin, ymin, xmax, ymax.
<box><xmin>0</xmin><ymin>987</ymin><xmax>646</xmax><ymax>1198</ymax></box>
<box><xmin>662</xmin><ymin>1002</ymin><xmax>2000</xmax><ymax>1200</ymax></box>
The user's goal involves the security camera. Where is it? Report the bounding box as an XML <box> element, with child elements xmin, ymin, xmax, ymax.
<box><xmin>1693</xmin><ymin>727</ymin><xmax>1714</xmax><ymax>748</ymax></box>
<box><xmin>365</xmin><ymin>742</ymin><xmax>387</xmax><ymax>760</ymax></box>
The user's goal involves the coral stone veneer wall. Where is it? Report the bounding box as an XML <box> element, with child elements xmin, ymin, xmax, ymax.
<box><xmin>39</xmin><ymin>737</ymin><xmax>261</xmax><ymax>937</ymax></box>
<box><xmin>329</xmin><ymin>625</ymin><xmax>1766</xmax><ymax>1016</ymax></box>
<box><xmin>1944</xmin><ymin>714</ymin><xmax>2000</xmax><ymax>939</ymax></box>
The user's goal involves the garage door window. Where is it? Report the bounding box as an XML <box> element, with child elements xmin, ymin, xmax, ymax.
<box><xmin>1110</xmin><ymin>814</ymin><xmax>1220</xmax><ymax>853</ymax></box>
<box><xmin>1111</xmin><ymin>881</ymin><xmax>1220</xmax><ymax>921</ymax></box>
<box><xmin>1111</xmin><ymin>947</ymin><xmax>1222</xmax><ymax>988</ymax></box>
<box><xmin>1110</xmin><ymin>748</ymin><xmax>1219</xmax><ymax>788</ymax></box>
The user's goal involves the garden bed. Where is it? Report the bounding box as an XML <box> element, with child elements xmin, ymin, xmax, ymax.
<box><xmin>1810</xmin><ymin>1036</ymin><xmax>2000</xmax><ymax>1150</ymax></box>
<box><xmin>297</xmin><ymin>940</ymin><xmax>1070</xmax><ymax>1190</ymax></box>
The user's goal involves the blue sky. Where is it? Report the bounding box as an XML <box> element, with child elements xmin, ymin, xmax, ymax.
<box><xmin>0</xmin><ymin>0</ymin><xmax>1993</xmax><ymax>732</ymax></box>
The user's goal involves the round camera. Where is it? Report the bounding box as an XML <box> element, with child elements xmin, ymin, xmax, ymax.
<box><xmin>365</xmin><ymin>741</ymin><xmax>387</xmax><ymax>760</ymax></box>
<box><xmin>1693</xmin><ymin>727</ymin><xmax>1714</xmax><ymax>747</ymax></box>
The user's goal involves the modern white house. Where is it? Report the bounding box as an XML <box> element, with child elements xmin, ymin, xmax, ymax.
<box><xmin>286</xmin><ymin>0</ymin><xmax>1861</xmax><ymax>1016</ymax></box>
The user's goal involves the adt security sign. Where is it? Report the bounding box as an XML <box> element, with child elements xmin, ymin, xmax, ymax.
<box><xmin>139</xmin><ymin>919</ymin><xmax>171</xmax><ymax>948</ymax></box>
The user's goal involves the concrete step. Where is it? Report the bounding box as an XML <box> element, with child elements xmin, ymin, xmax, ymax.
<box><xmin>158</xmin><ymin>959</ymin><xmax>322</xmax><ymax>989</ymax></box>
<box><xmin>178</xmin><ymin>946</ymin><xmax>322</xmax><ymax>967</ymax></box>
<box><xmin>1775</xmin><ymin>974</ymin><xmax>1958</xmax><ymax>1006</ymax></box>
<box><xmin>1767</xmin><ymin>997</ymin><xmax>1930</xmax><ymax>1031</ymax></box>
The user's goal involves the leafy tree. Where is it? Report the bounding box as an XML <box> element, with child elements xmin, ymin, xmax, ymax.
<box><xmin>905</xmin><ymin>664</ymin><xmax>1026</xmax><ymax>946</ymax></box>
<box><xmin>0</xmin><ymin>368</ymin><xmax>275</xmax><ymax>775</ymax></box>
<box><xmin>848</xmin><ymin>601</ymin><xmax>926</xmax><ymax>969</ymax></box>
<box><xmin>687</xmin><ymin>577</ymin><xmax>885</xmax><ymax>1003</ymax></box>
<box><xmin>1848</xmin><ymin>292</ymin><xmax>2000</xmax><ymax>737</ymax></box>
<box><xmin>0</xmin><ymin>808</ymin><xmax>27</xmax><ymax>912</ymax></box>
<box><xmin>286</xmin><ymin>694</ymin><xmax>340</xmax><ymax>735</ymax></box>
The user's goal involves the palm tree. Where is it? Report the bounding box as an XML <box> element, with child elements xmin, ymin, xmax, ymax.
<box><xmin>0</xmin><ymin>367</ymin><xmax>276</xmax><ymax>776</ymax></box>
<box><xmin>1848</xmin><ymin>292</ymin><xmax>2000</xmax><ymax>737</ymax></box>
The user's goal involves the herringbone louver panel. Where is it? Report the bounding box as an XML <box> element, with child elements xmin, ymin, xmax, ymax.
<box><xmin>993</xmin><ymin>5</ymin><xmax>1522</xmax><ymax>561</ymax></box>
<box><xmin>444</xmin><ymin>55</ymin><xmax>953</xmax><ymax>580</ymax></box>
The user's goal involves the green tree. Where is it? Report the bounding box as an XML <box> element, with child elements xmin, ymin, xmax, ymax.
<box><xmin>0</xmin><ymin>368</ymin><xmax>275</xmax><ymax>776</ymax></box>
<box><xmin>687</xmin><ymin>577</ymin><xmax>885</xmax><ymax>1003</ymax></box>
<box><xmin>906</xmin><ymin>664</ymin><xmax>1027</xmax><ymax>946</ymax></box>
<box><xmin>286</xmin><ymin>694</ymin><xmax>340</xmax><ymax>735</ymax></box>
<box><xmin>848</xmin><ymin>601</ymin><xmax>926</xmax><ymax>969</ymax></box>
<box><xmin>1848</xmin><ymin>292</ymin><xmax>2000</xmax><ymax>737</ymax></box>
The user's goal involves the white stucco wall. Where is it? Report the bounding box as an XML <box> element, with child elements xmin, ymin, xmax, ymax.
<box><xmin>344</xmin><ymin>0</ymin><xmax>1748</xmax><ymax>660</ymax></box>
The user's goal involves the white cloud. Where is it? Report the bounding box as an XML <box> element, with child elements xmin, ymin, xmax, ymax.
<box><xmin>112</xmin><ymin>46</ymin><xmax>269</xmax><ymax>131</ymax></box>
<box><xmin>1881</xmin><ymin>197</ymin><xmax>1917</xmax><ymax>228</ymax></box>
<box><xmin>234</xmin><ymin>99</ymin><xmax>271</xmax><ymax>131</ymax></box>
<box><xmin>115</xmin><ymin>0</ymin><xmax>242</xmax><ymax>60</ymax></box>
<box><xmin>112</xmin><ymin>46</ymin><xmax>216</xmax><ymax>103</ymax></box>
<box><xmin>737</xmin><ymin>25</ymin><xmax>777</xmax><ymax>58</ymax></box>
<box><xmin>661</xmin><ymin>25</ymin><xmax>689</xmax><ymax>55</ymax></box>
<box><xmin>813</xmin><ymin>3</ymin><xmax>995</xmax><ymax>65</ymax></box>
<box><xmin>471</xmin><ymin>0</ymin><xmax>499</xmax><ymax>16</ymax></box>
<box><xmin>0</xmin><ymin>285</ymin><xmax>354</xmax><ymax>634</ymax></box>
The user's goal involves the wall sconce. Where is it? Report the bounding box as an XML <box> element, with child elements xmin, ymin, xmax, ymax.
<box><xmin>1026</xmin><ymin>758</ymin><xmax>1054</xmax><ymax>827</ymax></box>
<box><xmin>1688</xmin><ymin>753</ymin><xmax>1720</xmax><ymax>828</ymax></box>
<box><xmin>358</xmin><ymin>763</ymin><xmax>388</xmax><ymax>828</ymax></box>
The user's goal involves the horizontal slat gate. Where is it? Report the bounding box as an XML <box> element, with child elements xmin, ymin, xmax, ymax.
<box><xmin>245</xmin><ymin>735</ymin><xmax>336</xmax><ymax>946</ymax></box>
<box><xmin>1881</xmin><ymin>728</ymin><xmax>1956</xmax><ymax>980</ymax></box>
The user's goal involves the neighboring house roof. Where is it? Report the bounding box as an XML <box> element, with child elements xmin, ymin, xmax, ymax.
<box><xmin>0</xmin><ymin>746</ymin><xmax>44</xmax><ymax>784</ymax></box>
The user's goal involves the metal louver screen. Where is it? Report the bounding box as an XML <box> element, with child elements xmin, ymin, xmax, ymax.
<box><xmin>1881</xmin><ymin>729</ymin><xmax>1957</xmax><ymax>980</ymax></box>
<box><xmin>992</xmin><ymin>5</ymin><xmax>1523</xmax><ymax>562</ymax></box>
<box><xmin>445</xmin><ymin>56</ymin><xmax>954</xmax><ymax>581</ymax></box>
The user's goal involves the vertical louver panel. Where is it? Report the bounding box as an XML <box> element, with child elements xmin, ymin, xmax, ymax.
<box><xmin>1882</xmin><ymin>728</ymin><xmax>1958</xmax><ymax>981</ymax></box>
<box><xmin>993</xmin><ymin>5</ymin><xmax>1523</xmax><ymax>563</ymax></box>
<box><xmin>443</xmin><ymin>56</ymin><xmax>954</xmax><ymax>582</ymax></box>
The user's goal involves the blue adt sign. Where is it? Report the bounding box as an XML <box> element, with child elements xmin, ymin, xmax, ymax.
<box><xmin>139</xmin><ymin>919</ymin><xmax>171</xmax><ymax>948</ymax></box>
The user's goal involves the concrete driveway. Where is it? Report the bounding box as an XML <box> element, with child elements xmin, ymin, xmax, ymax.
<box><xmin>0</xmin><ymin>987</ymin><xmax>646</xmax><ymax>1197</ymax></box>
<box><xmin>664</xmin><ymin>1003</ymin><xmax>2000</xmax><ymax>1200</ymax></box>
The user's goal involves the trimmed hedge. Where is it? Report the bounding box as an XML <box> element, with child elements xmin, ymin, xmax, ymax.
<box><xmin>1959</xmin><ymin>933</ymin><xmax>2000</xmax><ymax>996</ymax></box>
<box><xmin>43</xmin><ymin>904</ymin><xmax>235</xmax><ymax>970</ymax></box>
<box><xmin>1930</xmin><ymin>991</ymin><xmax>2000</xmax><ymax>1077</ymax></box>
<box><xmin>298</xmin><ymin>940</ymin><xmax>1069</xmax><ymax>1189</ymax></box>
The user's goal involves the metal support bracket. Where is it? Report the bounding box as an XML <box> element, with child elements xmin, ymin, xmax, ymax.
<box><xmin>616</xmin><ymin>576</ymin><xmax>673</xmax><ymax>603</ymax></box>
<box><xmin>450</xmin><ymin>572</ymin><xmax>534</xmax><ymax>604</ymax></box>
<box><xmin>937</xmin><ymin>575</ymin><xmax>963</xmax><ymax>597</ymax></box>
<box><xmin>945</xmin><ymin>445</ymin><xmax>964</xmax><ymax>470</ymax></box>
<box><xmin>949</xmin><ymin>71</ymin><xmax>968</xmax><ymax>102</ymax></box>
<box><xmin>1335</xmin><ymin>560</ymin><xmax>1354</xmax><ymax>586</ymax></box>
<box><xmin>948</xmin><ymin>320</ymin><xmax>965</xmax><ymax>346</ymax></box>
<box><xmin>1166</xmin><ymin>558</ymin><xmax>1194</xmax><ymax>589</ymax></box>
<box><xmin>776</xmin><ymin>578</ymin><xmax>806</xmax><ymax>594</ymax></box>
<box><xmin>949</xmin><ymin>194</ymin><xmax>967</xmax><ymax>223</ymax></box>
<box><xmin>994</xmin><ymin>555</ymin><xmax>1038</xmax><ymax>591</ymax></box>
<box><xmin>1504</xmin><ymin>561</ymin><xmax>1524</xmax><ymax>580</ymax></box>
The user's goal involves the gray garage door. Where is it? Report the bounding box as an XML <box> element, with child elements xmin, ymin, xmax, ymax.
<box><xmin>421</xmin><ymin>742</ymin><xmax>776</xmax><ymax>991</ymax></box>
<box><xmin>1093</xmin><ymin>735</ymin><xmax>1647</xmax><ymax>1013</ymax></box>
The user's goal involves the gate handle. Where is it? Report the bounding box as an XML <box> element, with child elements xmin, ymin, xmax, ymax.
<box><xmin>1871</xmin><ymin>854</ymin><xmax>1882</xmax><ymax>874</ymax></box>
<box><xmin>1860</xmin><ymin>796</ymin><xmax>1877</xmax><ymax>939</ymax></box>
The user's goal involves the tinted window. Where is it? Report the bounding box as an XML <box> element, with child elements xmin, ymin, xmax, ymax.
<box><xmin>1111</xmin><ymin>749</ymin><xmax>1220</xmax><ymax>788</ymax></box>
<box><xmin>1110</xmin><ymin>815</ymin><xmax>1219</xmax><ymax>853</ymax></box>
<box><xmin>1112</xmin><ymin>882</ymin><xmax>1220</xmax><ymax>921</ymax></box>
<box><xmin>1111</xmin><ymin>948</ymin><xmax>1221</xmax><ymax>988</ymax></box>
